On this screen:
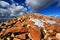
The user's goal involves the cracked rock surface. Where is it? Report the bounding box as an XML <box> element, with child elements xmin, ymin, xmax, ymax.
<box><xmin>0</xmin><ymin>13</ymin><xmax>60</xmax><ymax>40</ymax></box>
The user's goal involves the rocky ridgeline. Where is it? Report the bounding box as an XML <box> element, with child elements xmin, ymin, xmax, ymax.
<box><xmin>0</xmin><ymin>13</ymin><xmax>60</xmax><ymax>40</ymax></box>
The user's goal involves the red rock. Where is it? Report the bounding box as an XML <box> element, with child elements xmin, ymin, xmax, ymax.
<box><xmin>0</xmin><ymin>13</ymin><xmax>60</xmax><ymax>40</ymax></box>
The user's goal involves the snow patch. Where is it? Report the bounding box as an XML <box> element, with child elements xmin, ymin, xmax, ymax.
<box><xmin>46</xmin><ymin>20</ymin><xmax>56</xmax><ymax>24</ymax></box>
<box><xmin>30</xmin><ymin>18</ymin><xmax>44</xmax><ymax>27</ymax></box>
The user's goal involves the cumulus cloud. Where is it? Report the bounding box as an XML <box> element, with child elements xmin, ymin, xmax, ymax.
<box><xmin>0</xmin><ymin>1</ymin><xmax>9</xmax><ymax>7</ymax></box>
<box><xmin>8</xmin><ymin>5</ymin><xmax>27</xmax><ymax>16</ymax></box>
<box><xmin>25</xmin><ymin>0</ymin><xmax>54</xmax><ymax>13</ymax></box>
<box><xmin>0</xmin><ymin>8</ymin><xmax>10</xmax><ymax>16</ymax></box>
<box><xmin>0</xmin><ymin>1</ymin><xmax>27</xmax><ymax>21</ymax></box>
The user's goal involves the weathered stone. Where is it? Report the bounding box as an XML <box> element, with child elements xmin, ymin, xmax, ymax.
<box><xmin>0</xmin><ymin>13</ymin><xmax>60</xmax><ymax>40</ymax></box>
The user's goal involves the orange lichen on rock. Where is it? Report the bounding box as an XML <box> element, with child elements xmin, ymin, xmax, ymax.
<box><xmin>13</xmin><ymin>37</ymin><xmax>20</xmax><ymax>40</ymax></box>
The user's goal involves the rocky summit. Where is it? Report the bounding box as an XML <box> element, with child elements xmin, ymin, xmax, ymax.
<box><xmin>0</xmin><ymin>13</ymin><xmax>60</xmax><ymax>40</ymax></box>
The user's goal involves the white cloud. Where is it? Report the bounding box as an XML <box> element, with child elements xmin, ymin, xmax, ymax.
<box><xmin>0</xmin><ymin>1</ymin><xmax>27</xmax><ymax>21</ymax></box>
<box><xmin>0</xmin><ymin>1</ymin><xmax>9</xmax><ymax>7</ymax></box>
<box><xmin>8</xmin><ymin>5</ymin><xmax>27</xmax><ymax>16</ymax></box>
<box><xmin>25</xmin><ymin>0</ymin><xmax>54</xmax><ymax>12</ymax></box>
<box><xmin>0</xmin><ymin>8</ymin><xmax>10</xmax><ymax>16</ymax></box>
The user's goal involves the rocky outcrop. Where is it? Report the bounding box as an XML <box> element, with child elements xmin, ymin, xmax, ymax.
<box><xmin>0</xmin><ymin>13</ymin><xmax>60</xmax><ymax>40</ymax></box>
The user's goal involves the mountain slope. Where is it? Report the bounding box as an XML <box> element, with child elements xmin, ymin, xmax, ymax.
<box><xmin>0</xmin><ymin>13</ymin><xmax>60</xmax><ymax>40</ymax></box>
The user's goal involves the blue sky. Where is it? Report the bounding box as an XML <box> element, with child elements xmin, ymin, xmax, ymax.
<box><xmin>39</xmin><ymin>1</ymin><xmax>60</xmax><ymax>15</ymax></box>
<box><xmin>0</xmin><ymin>0</ymin><xmax>60</xmax><ymax>21</ymax></box>
<box><xmin>1</xmin><ymin>0</ymin><xmax>60</xmax><ymax>15</ymax></box>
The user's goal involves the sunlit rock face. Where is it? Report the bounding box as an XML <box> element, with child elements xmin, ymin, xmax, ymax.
<box><xmin>0</xmin><ymin>13</ymin><xmax>60</xmax><ymax>40</ymax></box>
